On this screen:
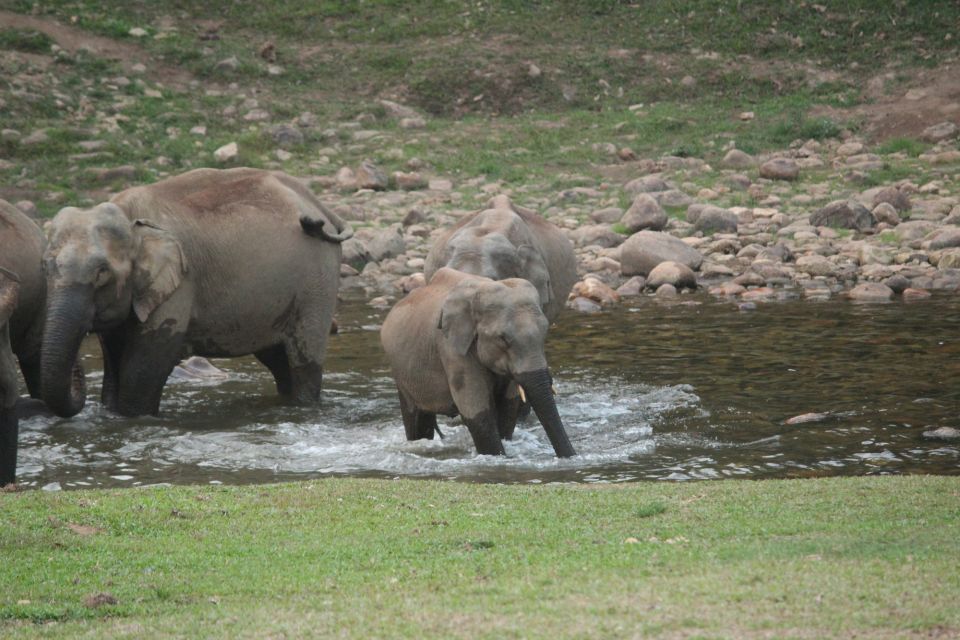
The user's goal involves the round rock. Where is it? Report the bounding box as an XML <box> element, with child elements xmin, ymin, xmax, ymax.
<box><xmin>847</xmin><ymin>282</ymin><xmax>894</xmax><ymax>302</ymax></box>
<box><xmin>621</xmin><ymin>193</ymin><xmax>667</xmax><ymax>233</ymax></box>
<box><xmin>620</xmin><ymin>230</ymin><xmax>704</xmax><ymax>276</ymax></box>
<box><xmin>759</xmin><ymin>157</ymin><xmax>800</xmax><ymax>181</ymax></box>
<box><xmin>646</xmin><ymin>260</ymin><xmax>697</xmax><ymax>290</ymax></box>
<box><xmin>809</xmin><ymin>200</ymin><xmax>877</xmax><ymax>232</ymax></box>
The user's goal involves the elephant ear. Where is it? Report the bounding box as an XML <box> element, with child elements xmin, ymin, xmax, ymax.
<box><xmin>0</xmin><ymin>267</ymin><xmax>20</xmax><ymax>327</ymax></box>
<box><xmin>438</xmin><ymin>281</ymin><xmax>479</xmax><ymax>356</ymax></box>
<box><xmin>131</xmin><ymin>220</ymin><xmax>187</xmax><ymax>323</ymax></box>
<box><xmin>517</xmin><ymin>244</ymin><xmax>552</xmax><ymax>307</ymax></box>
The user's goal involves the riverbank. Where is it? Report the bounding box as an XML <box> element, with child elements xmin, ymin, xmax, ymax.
<box><xmin>2</xmin><ymin>2</ymin><xmax>959</xmax><ymax>312</ymax></box>
<box><xmin>2</xmin><ymin>475</ymin><xmax>958</xmax><ymax>638</ymax></box>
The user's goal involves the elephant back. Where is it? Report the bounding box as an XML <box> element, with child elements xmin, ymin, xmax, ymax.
<box><xmin>0</xmin><ymin>199</ymin><xmax>46</xmax><ymax>345</ymax></box>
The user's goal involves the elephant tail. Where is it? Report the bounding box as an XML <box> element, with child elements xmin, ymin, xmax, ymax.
<box><xmin>300</xmin><ymin>206</ymin><xmax>354</xmax><ymax>243</ymax></box>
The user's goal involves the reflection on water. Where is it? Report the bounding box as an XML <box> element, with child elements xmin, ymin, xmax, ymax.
<box><xmin>15</xmin><ymin>291</ymin><xmax>960</xmax><ymax>489</ymax></box>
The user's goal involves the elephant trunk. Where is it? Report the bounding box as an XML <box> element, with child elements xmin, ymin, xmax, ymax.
<box><xmin>40</xmin><ymin>285</ymin><xmax>91</xmax><ymax>418</ymax></box>
<box><xmin>515</xmin><ymin>368</ymin><xmax>576</xmax><ymax>458</ymax></box>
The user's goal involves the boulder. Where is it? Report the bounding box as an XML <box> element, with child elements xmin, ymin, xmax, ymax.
<box><xmin>621</xmin><ymin>193</ymin><xmax>667</xmax><ymax>232</ymax></box>
<box><xmin>759</xmin><ymin>157</ymin><xmax>800</xmax><ymax>181</ymax></box>
<box><xmin>623</xmin><ymin>174</ymin><xmax>669</xmax><ymax>195</ymax></box>
<box><xmin>871</xmin><ymin>186</ymin><xmax>911</xmax><ymax>212</ymax></box>
<box><xmin>569</xmin><ymin>224</ymin><xmax>625</xmax><ymax>249</ymax></box>
<box><xmin>922</xmin><ymin>121</ymin><xmax>958</xmax><ymax>143</ymax></box>
<box><xmin>921</xmin><ymin>227</ymin><xmax>960</xmax><ymax>251</ymax></box>
<box><xmin>721</xmin><ymin>148</ymin><xmax>755</xmax><ymax>169</ymax></box>
<box><xmin>847</xmin><ymin>282</ymin><xmax>894</xmax><ymax>302</ymax></box>
<box><xmin>646</xmin><ymin>261</ymin><xmax>697</xmax><ymax>290</ymax></box>
<box><xmin>355</xmin><ymin>160</ymin><xmax>388</xmax><ymax>190</ymax></box>
<box><xmin>693</xmin><ymin>206</ymin><xmax>738</xmax><ymax>235</ymax></box>
<box><xmin>570</xmin><ymin>278</ymin><xmax>621</xmax><ymax>306</ymax></box>
<box><xmin>809</xmin><ymin>200</ymin><xmax>876</xmax><ymax>232</ymax></box>
<box><xmin>620</xmin><ymin>230</ymin><xmax>704</xmax><ymax>276</ymax></box>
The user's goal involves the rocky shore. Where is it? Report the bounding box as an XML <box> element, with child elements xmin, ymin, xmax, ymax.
<box><xmin>312</xmin><ymin>120</ymin><xmax>960</xmax><ymax>311</ymax></box>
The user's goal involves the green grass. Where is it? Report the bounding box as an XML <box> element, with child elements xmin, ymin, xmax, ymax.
<box><xmin>0</xmin><ymin>28</ymin><xmax>55</xmax><ymax>53</ymax></box>
<box><xmin>1</xmin><ymin>476</ymin><xmax>957</xmax><ymax>638</ymax></box>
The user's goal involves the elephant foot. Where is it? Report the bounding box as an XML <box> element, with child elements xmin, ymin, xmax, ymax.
<box><xmin>0</xmin><ymin>405</ymin><xmax>18</xmax><ymax>487</ymax></box>
<box><xmin>464</xmin><ymin>410</ymin><xmax>505</xmax><ymax>456</ymax></box>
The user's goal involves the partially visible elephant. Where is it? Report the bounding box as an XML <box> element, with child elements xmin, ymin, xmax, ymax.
<box><xmin>0</xmin><ymin>268</ymin><xmax>21</xmax><ymax>485</ymax></box>
<box><xmin>380</xmin><ymin>267</ymin><xmax>576</xmax><ymax>457</ymax></box>
<box><xmin>0</xmin><ymin>199</ymin><xmax>47</xmax><ymax>398</ymax></box>
<box><xmin>41</xmin><ymin>167</ymin><xmax>353</xmax><ymax>418</ymax></box>
<box><xmin>424</xmin><ymin>195</ymin><xmax>576</xmax><ymax>322</ymax></box>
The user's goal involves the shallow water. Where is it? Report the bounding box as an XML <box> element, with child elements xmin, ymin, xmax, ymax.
<box><xmin>15</xmin><ymin>291</ymin><xmax>960</xmax><ymax>489</ymax></box>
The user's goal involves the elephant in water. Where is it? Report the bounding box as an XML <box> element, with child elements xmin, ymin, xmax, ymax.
<box><xmin>380</xmin><ymin>267</ymin><xmax>576</xmax><ymax>458</ymax></box>
<box><xmin>424</xmin><ymin>195</ymin><xmax>576</xmax><ymax>322</ymax></box>
<box><xmin>41</xmin><ymin>168</ymin><xmax>353</xmax><ymax>418</ymax></box>
<box><xmin>0</xmin><ymin>268</ymin><xmax>21</xmax><ymax>485</ymax></box>
<box><xmin>0</xmin><ymin>199</ymin><xmax>49</xmax><ymax>400</ymax></box>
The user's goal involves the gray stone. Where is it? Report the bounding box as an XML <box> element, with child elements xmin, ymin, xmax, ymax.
<box><xmin>271</xmin><ymin>124</ymin><xmax>305</xmax><ymax>148</ymax></box>
<box><xmin>882</xmin><ymin>274</ymin><xmax>911</xmax><ymax>294</ymax></box>
<box><xmin>655</xmin><ymin>283</ymin><xmax>678</xmax><ymax>298</ymax></box>
<box><xmin>759</xmin><ymin>157</ymin><xmax>800</xmax><ymax>181</ymax></box>
<box><xmin>872</xmin><ymin>202</ymin><xmax>901</xmax><ymax>226</ymax></box>
<box><xmin>379</xmin><ymin>99</ymin><xmax>421</xmax><ymax>119</ymax></box>
<box><xmin>568</xmin><ymin>296</ymin><xmax>602</xmax><ymax>313</ymax></box>
<box><xmin>694</xmin><ymin>206</ymin><xmax>738</xmax><ymax>235</ymax></box>
<box><xmin>624</xmin><ymin>174</ymin><xmax>669</xmax><ymax>195</ymax></box>
<box><xmin>213</xmin><ymin>142</ymin><xmax>238</xmax><ymax>163</ymax></box>
<box><xmin>21</xmin><ymin>130</ymin><xmax>49</xmax><ymax>146</ymax></box>
<box><xmin>848</xmin><ymin>282</ymin><xmax>894</xmax><ymax>302</ymax></box>
<box><xmin>621</xmin><ymin>193</ymin><xmax>667</xmax><ymax>233</ymax></box>
<box><xmin>356</xmin><ymin>160</ymin><xmax>388</xmax><ymax>190</ymax></box>
<box><xmin>391</xmin><ymin>171</ymin><xmax>428</xmax><ymax>191</ymax></box>
<box><xmin>721</xmin><ymin>148</ymin><xmax>755</xmax><ymax>169</ymax></box>
<box><xmin>620</xmin><ymin>230</ymin><xmax>704</xmax><ymax>277</ymax></box>
<box><xmin>922</xmin><ymin>426</ymin><xmax>960</xmax><ymax>441</ymax></box>
<box><xmin>616</xmin><ymin>276</ymin><xmax>646</xmax><ymax>297</ymax></box>
<box><xmin>336</xmin><ymin>167</ymin><xmax>357</xmax><ymax>191</ymax></box>
<box><xmin>922</xmin><ymin>121</ymin><xmax>958</xmax><ymax>143</ymax></box>
<box><xmin>921</xmin><ymin>227</ymin><xmax>960</xmax><ymax>251</ymax></box>
<box><xmin>243</xmin><ymin>109</ymin><xmax>271</xmax><ymax>122</ymax></box>
<box><xmin>589</xmin><ymin>207</ymin><xmax>623</xmax><ymax>224</ymax></box>
<box><xmin>92</xmin><ymin>165</ymin><xmax>137</xmax><ymax>183</ymax></box>
<box><xmin>809</xmin><ymin>200</ymin><xmax>877</xmax><ymax>231</ymax></box>
<box><xmin>365</xmin><ymin>225</ymin><xmax>406</xmax><ymax>262</ymax></box>
<box><xmin>872</xmin><ymin>186</ymin><xmax>911</xmax><ymax>212</ymax></box>
<box><xmin>895</xmin><ymin>220</ymin><xmax>938</xmax><ymax>243</ymax></box>
<box><xmin>569</xmin><ymin>224</ymin><xmax>625</xmax><ymax>249</ymax></box>
<box><xmin>653</xmin><ymin>189</ymin><xmax>694</xmax><ymax>208</ymax></box>
<box><xmin>795</xmin><ymin>254</ymin><xmax>837</xmax><ymax>278</ymax></box>
<box><xmin>341</xmin><ymin>237</ymin><xmax>372</xmax><ymax>270</ymax></box>
<box><xmin>214</xmin><ymin>56</ymin><xmax>240</xmax><ymax>73</ymax></box>
<box><xmin>646</xmin><ymin>261</ymin><xmax>697</xmax><ymax>290</ymax></box>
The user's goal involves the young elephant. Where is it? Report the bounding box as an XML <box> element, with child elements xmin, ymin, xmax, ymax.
<box><xmin>380</xmin><ymin>267</ymin><xmax>575</xmax><ymax>457</ymax></box>
<box><xmin>423</xmin><ymin>195</ymin><xmax>576</xmax><ymax>323</ymax></box>
<box><xmin>0</xmin><ymin>268</ymin><xmax>21</xmax><ymax>486</ymax></box>
<box><xmin>41</xmin><ymin>168</ymin><xmax>353</xmax><ymax>418</ymax></box>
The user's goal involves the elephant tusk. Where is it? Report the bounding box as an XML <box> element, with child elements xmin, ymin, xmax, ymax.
<box><xmin>552</xmin><ymin>384</ymin><xmax>557</xmax><ymax>396</ymax></box>
<box><xmin>518</xmin><ymin>385</ymin><xmax>527</xmax><ymax>404</ymax></box>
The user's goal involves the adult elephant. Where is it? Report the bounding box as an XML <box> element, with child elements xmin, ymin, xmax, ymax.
<box><xmin>41</xmin><ymin>168</ymin><xmax>353</xmax><ymax>418</ymax></box>
<box><xmin>381</xmin><ymin>267</ymin><xmax>576</xmax><ymax>458</ymax></box>
<box><xmin>424</xmin><ymin>195</ymin><xmax>576</xmax><ymax>322</ymax></box>
<box><xmin>0</xmin><ymin>268</ymin><xmax>21</xmax><ymax>485</ymax></box>
<box><xmin>0</xmin><ymin>199</ymin><xmax>48</xmax><ymax>399</ymax></box>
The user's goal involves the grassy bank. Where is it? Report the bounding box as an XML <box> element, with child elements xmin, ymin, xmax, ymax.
<box><xmin>2</xmin><ymin>475</ymin><xmax>958</xmax><ymax>638</ymax></box>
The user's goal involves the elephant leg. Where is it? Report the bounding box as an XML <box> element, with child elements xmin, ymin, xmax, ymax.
<box><xmin>448</xmin><ymin>364</ymin><xmax>503</xmax><ymax>455</ymax></box>
<box><xmin>0</xmin><ymin>403</ymin><xmax>16</xmax><ymax>486</ymax></box>
<box><xmin>17</xmin><ymin>352</ymin><xmax>41</xmax><ymax>400</ymax></box>
<box><xmin>397</xmin><ymin>387</ymin><xmax>438</xmax><ymax>440</ymax></box>
<box><xmin>113</xmin><ymin>325</ymin><xmax>186</xmax><ymax>417</ymax></box>
<box><xmin>496</xmin><ymin>384</ymin><xmax>521</xmax><ymax>441</ymax></box>
<box><xmin>281</xmin><ymin>329</ymin><xmax>327</xmax><ymax>405</ymax></box>
<box><xmin>255</xmin><ymin>344</ymin><xmax>293</xmax><ymax>396</ymax></box>
<box><xmin>99</xmin><ymin>329</ymin><xmax>125</xmax><ymax>413</ymax></box>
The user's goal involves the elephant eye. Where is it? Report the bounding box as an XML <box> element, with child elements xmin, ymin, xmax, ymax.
<box><xmin>94</xmin><ymin>265</ymin><xmax>111</xmax><ymax>287</ymax></box>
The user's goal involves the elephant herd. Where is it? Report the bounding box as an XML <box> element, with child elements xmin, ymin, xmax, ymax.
<box><xmin>0</xmin><ymin>167</ymin><xmax>578</xmax><ymax>487</ymax></box>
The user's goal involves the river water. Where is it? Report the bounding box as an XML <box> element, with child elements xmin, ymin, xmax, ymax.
<box><xmin>15</xmin><ymin>291</ymin><xmax>960</xmax><ymax>489</ymax></box>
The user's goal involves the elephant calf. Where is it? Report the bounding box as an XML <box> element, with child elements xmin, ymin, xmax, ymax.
<box><xmin>381</xmin><ymin>267</ymin><xmax>575</xmax><ymax>457</ymax></box>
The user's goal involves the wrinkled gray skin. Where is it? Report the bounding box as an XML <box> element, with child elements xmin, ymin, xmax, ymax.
<box><xmin>41</xmin><ymin>168</ymin><xmax>353</xmax><ymax>418</ymax></box>
<box><xmin>380</xmin><ymin>267</ymin><xmax>575</xmax><ymax>457</ymax></box>
<box><xmin>0</xmin><ymin>199</ymin><xmax>48</xmax><ymax>399</ymax></box>
<box><xmin>424</xmin><ymin>195</ymin><xmax>576</xmax><ymax>323</ymax></box>
<box><xmin>0</xmin><ymin>268</ymin><xmax>21</xmax><ymax>485</ymax></box>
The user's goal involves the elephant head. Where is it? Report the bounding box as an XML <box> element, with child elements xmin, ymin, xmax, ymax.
<box><xmin>40</xmin><ymin>203</ymin><xmax>187</xmax><ymax>417</ymax></box>
<box><xmin>439</xmin><ymin>277</ymin><xmax>575</xmax><ymax>457</ymax></box>
<box><xmin>0</xmin><ymin>268</ymin><xmax>20</xmax><ymax>485</ymax></box>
